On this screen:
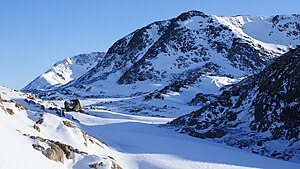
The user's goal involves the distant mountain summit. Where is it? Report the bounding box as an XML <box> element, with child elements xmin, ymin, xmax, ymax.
<box><xmin>169</xmin><ymin>46</ymin><xmax>300</xmax><ymax>162</ymax></box>
<box><xmin>74</xmin><ymin>11</ymin><xmax>290</xmax><ymax>86</ymax></box>
<box><xmin>22</xmin><ymin>52</ymin><xmax>105</xmax><ymax>92</ymax></box>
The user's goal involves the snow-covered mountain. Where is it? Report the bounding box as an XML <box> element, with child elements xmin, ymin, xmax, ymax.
<box><xmin>28</xmin><ymin>11</ymin><xmax>299</xmax><ymax>101</ymax></box>
<box><xmin>21</xmin><ymin>11</ymin><xmax>300</xmax><ymax>164</ymax></box>
<box><xmin>169</xmin><ymin>46</ymin><xmax>300</xmax><ymax>162</ymax></box>
<box><xmin>23</xmin><ymin>52</ymin><xmax>106</xmax><ymax>92</ymax></box>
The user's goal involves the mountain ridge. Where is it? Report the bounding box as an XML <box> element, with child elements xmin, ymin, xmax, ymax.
<box><xmin>26</xmin><ymin>11</ymin><xmax>299</xmax><ymax>100</ymax></box>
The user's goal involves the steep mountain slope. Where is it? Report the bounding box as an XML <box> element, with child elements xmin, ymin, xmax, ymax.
<box><xmin>32</xmin><ymin>11</ymin><xmax>299</xmax><ymax>102</ymax></box>
<box><xmin>23</xmin><ymin>52</ymin><xmax>105</xmax><ymax>92</ymax></box>
<box><xmin>0</xmin><ymin>86</ymin><xmax>121</xmax><ymax>169</ymax></box>
<box><xmin>169</xmin><ymin>46</ymin><xmax>300</xmax><ymax>162</ymax></box>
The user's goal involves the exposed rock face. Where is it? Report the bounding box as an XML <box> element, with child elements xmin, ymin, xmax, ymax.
<box><xmin>89</xmin><ymin>161</ymin><xmax>122</xmax><ymax>169</ymax></box>
<box><xmin>35</xmin><ymin>118</ymin><xmax>44</xmax><ymax>125</ymax></box>
<box><xmin>169</xmin><ymin>46</ymin><xmax>300</xmax><ymax>162</ymax></box>
<box><xmin>29</xmin><ymin>133</ymin><xmax>118</xmax><ymax>166</ymax></box>
<box><xmin>62</xmin><ymin>120</ymin><xmax>76</xmax><ymax>128</ymax></box>
<box><xmin>111</xmin><ymin>161</ymin><xmax>123</xmax><ymax>169</ymax></box>
<box><xmin>33</xmin><ymin>124</ymin><xmax>41</xmax><ymax>132</ymax></box>
<box><xmin>30</xmin><ymin>135</ymin><xmax>83</xmax><ymax>161</ymax></box>
<box><xmin>15</xmin><ymin>102</ymin><xmax>27</xmax><ymax>110</ymax></box>
<box><xmin>42</xmin><ymin>143</ymin><xmax>65</xmax><ymax>163</ymax></box>
<box><xmin>53</xmin><ymin>141</ymin><xmax>75</xmax><ymax>160</ymax></box>
<box><xmin>64</xmin><ymin>99</ymin><xmax>82</xmax><ymax>112</ymax></box>
<box><xmin>5</xmin><ymin>108</ymin><xmax>14</xmax><ymax>115</ymax></box>
<box><xmin>89</xmin><ymin>162</ymin><xmax>103</xmax><ymax>169</ymax></box>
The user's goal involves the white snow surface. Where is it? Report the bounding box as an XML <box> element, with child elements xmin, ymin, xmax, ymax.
<box><xmin>0</xmin><ymin>86</ymin><xmax>117</xmax><ymax>169</ymax></box>
<box><xmin>61</xmin><ymin>97</ymin><xmax>300</xmax><ymax>169</ymax></box>
<box><xmin>1</xmin><ymin>86</ymin><xmax>299</xmax><ymax>169</ymax></box>
<box><xmin>22</xmin><ymin>52</ymin><xmax>105</xmax><ymax>91</ymax></box>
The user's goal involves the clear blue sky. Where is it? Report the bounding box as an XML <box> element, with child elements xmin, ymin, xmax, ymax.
<box><xmin>0</xmin><ymin>0</ymin><xmax>299</xmax><ymax>89</ymax></box>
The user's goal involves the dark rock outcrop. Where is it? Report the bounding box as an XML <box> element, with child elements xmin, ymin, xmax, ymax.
<box><xmin>33</xmin><ymin>124</ymin><xmax>41</xmax><ymax>132</ymax></box>
<box><xmin>64</xmin><ymin>99</ymin><xmax>82</xmax><ymax>112</ymax></box>
<box><xmin>32</xmin><ymin>144</ymin><xmax>45</xmax><ymax>151</ymax></box>
<box><xmin>89</xmin><ymin>162</ymin><xmax>103</xmax><ymax>169</ymax></box>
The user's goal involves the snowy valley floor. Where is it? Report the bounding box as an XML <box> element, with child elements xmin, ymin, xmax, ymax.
<box><xmin>55</xmin><ymin>98</ymin><xmax>300</xmax><ymax>169</ymax></box>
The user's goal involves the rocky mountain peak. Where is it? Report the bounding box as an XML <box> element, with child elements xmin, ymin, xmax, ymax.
<box><xmin>176</xmin><ymin>10</ymin><xmax>209</xmax><ymax>21</ymax></box>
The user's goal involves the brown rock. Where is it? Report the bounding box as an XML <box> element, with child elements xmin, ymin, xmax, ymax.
<box><xmin>111</xmin><ymin>161</ymin><xmax>123</xmax><ymax>169</ymax></box>
<box><xmin>35</xmin><ymin>136</ymin><xmax>46</xmax><ymax>142</ymax></box>
<box><xmin>5</xmin><ymin>108</ymin><xmax>14</xmax><ymax>115</ymax></box>
<box><xmin>33</xmin><ymin>124</ymin><xmax>41</xmax><ymax>132</ymax></box>
<box><xmin>66</xmin><ymin>152</ymin><xmax>73</xmax><ymax>159</ymax></box>
<box><xmin>82</xmin><ymin>131</ymin><xmax>88</xmax><ymax>147</ymax></box>
<box><xmin>42</xmin><ymin>143</ymin><xmax>64</xmax><ymax>163</ymax></box>
<box><xmin>0</xmin><ymin>105</ymin><xmax>4</xmax><ymax>112</ymax></box>
<box><xmin>15</xmin><ymin>102</ymin><xmax>27</xmax><ymax>110</ymax></box>
<box><xmin>56</xmin><ymin>142</ymin><xmax>73</xmax><ymax>159</ymax></box>
<box><xmin>62</xmin><ymin>120</ymin><xmax>76</xmax><ymax>128</ymax></box>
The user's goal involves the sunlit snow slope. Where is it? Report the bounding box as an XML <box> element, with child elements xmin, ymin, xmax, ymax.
<box><xmin>0</xmin><ymin>86</ymin><xmax>121</xmax><ymax>169</ymax></box>
<box><xmin>23</xmin><ymin>52</ymin><xmax>105</xmax><ymax>91</ymax></box>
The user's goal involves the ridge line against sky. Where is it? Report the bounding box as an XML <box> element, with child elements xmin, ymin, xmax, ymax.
<box><xmin>0</xmin><ymin>0</ymin><xmax>299</xmax><ymax>89</ymax></box>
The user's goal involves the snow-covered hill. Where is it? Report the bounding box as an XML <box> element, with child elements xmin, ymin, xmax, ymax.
<box><xmin>23</xmin><ymin>52</ymin><xmax>105</xmax><ymax>92</ymax></box>
<box><xmin>169</xmin><ymin>46</ymin><xmax>300</xmax><ymax>162</ymax></box>
<box><xmin>0</xmin><ymin>86</ymin><xmax>122</xmax><ymax>169</ymax></box>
